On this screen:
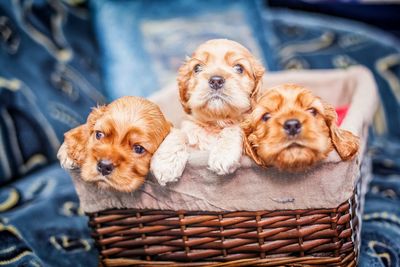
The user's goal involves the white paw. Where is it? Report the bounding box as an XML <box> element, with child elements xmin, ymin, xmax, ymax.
<box><xmin>208</xmin><ymin>150</ymin><xmax>241</xmax><ymax>175</ymax></box>
<box><xmin>207</xmin><ymin>126</ymin><xmax>243</xmax><ymax>175</ymax></box>
<box><xmin>150</xmin><ymin>129</ymin><xmax>189</xmax><ymax>186</ymax></box>
<box><xmin>181</xmin><ymin>120</ymin><xmax>215</xmax><ymax>150</ymax></box>
<box><xmin>57</xmin><ymin>142</ymin><xmax>78</xmax><ymax>170</ymax></box>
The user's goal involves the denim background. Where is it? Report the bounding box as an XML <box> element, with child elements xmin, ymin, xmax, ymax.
<box><xmin>0</xmin><ymin>0</ymin><xmax>105</xmax><ymax>184</ymax></box>
<box><xmin>91</xmin><ymin>0</ymin><xmax>271</xmax><ymax>99</ymax></box>
<box><xmin>0</xmin><ymin>0</ymin><xmax>399</xmax><ymax>266</ymax></box>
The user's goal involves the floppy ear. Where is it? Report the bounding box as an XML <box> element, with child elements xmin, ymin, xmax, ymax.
<box><xmin>241</xmin><ymin>118</ymin><xmax>266</xmax><ymax>167</ymax></box>
<box><xmin>177</xmin><ymin>59</ymin><xmax>192</xmax><ymax>114</ymax></box>
<box><xmin>64</xmin><ymin>105</ymin><xmax>106</xmax><ymax>165</ymax></box>
<box><xmin>249</xmin><ymin>58</ymin><xmax>265</xmax><ymax>100</ymax></box>
<box><xmin>64</xmin><ymin>125</ymin><xmax>89</xmax><ymax>166</ymax></box>
<box><xmin>323</xmin><ymin>101</ymin><xmax>360</xmax><ymax>161</ymax></box>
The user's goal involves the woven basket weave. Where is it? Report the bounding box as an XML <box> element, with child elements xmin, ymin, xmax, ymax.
<box><xmin>88</xmin><ymin>199</ymin><xmax>359</xmax><ymax>266</ymax></box>
<box><xmin>87</xmin><ymin>156</ymin><xmax>369</xmax><ymax>266</ymax></box>
<box><xmin>88</xmin><ymin>191</ymin><xmax>360</xmax><ymax>267</ymax></box>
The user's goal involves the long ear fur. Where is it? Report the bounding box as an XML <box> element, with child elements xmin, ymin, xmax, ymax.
<box><xmin>241</xmin><ymin>118</ymin><xmax>266</xmax><ymax>167</ymax></box>
<box><xmin>64</xmin><ymin>105</ymin><xmax>107</xmax><ymax>165</ymax></box>
<box><xmin>249</xmin><ymin>58</ymin><xmax>265</xmax><ymax>100</ymax></box>
<box><xmin>323</xmin><ymin>101</ymin><xmax>360</xmax><ymax>160</ymax></box>
<box><xmin>177</xmin><ymin>60</ymin><xmax>192</xmax><ymax>114</ymax></box>
<box><xmin>64</xmin><ymin>125</ymin><xmax>88</xmax><ymax>166</ymax></box>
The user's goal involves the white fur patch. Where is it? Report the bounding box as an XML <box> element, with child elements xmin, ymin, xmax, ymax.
<box><xmin>187</xmin><ymin>78</ymin><xmax>251</xmax><ymax>114</ymax></box>
<box><xmin>181</xmin><ymin>120</ymin><xmax>218</xmax><ymax>150</ymax></box>
<box><xmin>150</xmin><ymin>128</ymin><xmax>189</xmax><ymax>186</ymax></box>
<box><xmin>208</xmin><ymin>125</ymin><xmax>243</xmax><ymax>175</ymax></box>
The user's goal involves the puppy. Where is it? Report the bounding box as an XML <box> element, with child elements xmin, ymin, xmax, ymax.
<box><xmin>151</xmin><ymin>39</ymin><xmax>264</xmax><ymax>185</ymax></box>
<box><xmin>243</xmin><ymin>84</ymin><xmax>359</xmax><ymax>172</ymax></box>
<box><xmin>57</xmin><ymin>96</ymin><xmax>171</xmax><ymax>192</ymax></box>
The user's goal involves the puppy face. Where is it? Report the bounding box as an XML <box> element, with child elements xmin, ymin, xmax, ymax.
<box><xmin>64</xmin><ymin>96</ymin><xmax>171</xmax><ymax>192</ymax></box>
<box><xmin>244</xmin><ymin>84</ymin><xmax>359</xmax><ymax>172</ymax></box>
<box><xmin>178</xmin><ymin>39</ymin><xmax>264</xmax><ymax>124</ymax></box>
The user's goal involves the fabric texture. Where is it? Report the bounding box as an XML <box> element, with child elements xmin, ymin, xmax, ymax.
<box><xmin>268</xmin><ymin>0</ymin><xmax>400</xmax><ymax>38</ymax></box>
<box><xmin>71</xmin><ymin>66</ymin><xmax>377</xmax><ymax>213</ymax></box>
<box><xmin>90</xmin><ymin>0</ymin><xmax>272</xmax><ymax>99</ymax></box>
<box><xmin>73</xmin><ymin>155</ymin><xmax>359</xmax><ymax>212</ymax></box>
<box><xmin>0</xmin><ymin>164</ymin><xmax>97</xmax><ymax>267</ymax></box>
<box><xmin>0</xmin><ymin>1</ymin><xmax>105</xmax><ymax>185</ymax></box>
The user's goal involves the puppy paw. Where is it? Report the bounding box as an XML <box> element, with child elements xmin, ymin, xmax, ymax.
<box><xmin>181</xmin><ymin>120</ymin><xmax>215</xmax><ymax>150</ymax></box>
<box><xmin>150</xmin><ymin>129</ymin><xmax>189</xmax><ymax>186</ymax></box>
<box><xmin>57</xmin><ymin>142</ymin><xmax>79</xmax><ymax>170</ymax></box>
<box><xmin>208</xmin><ymin>126</ymin><xmax>243</xmax><ymax>175</ymax></box>
<box><xmin>208</xmin><ymin>151</ymin><xmax>241</xmax><ymax>175</ymax></box>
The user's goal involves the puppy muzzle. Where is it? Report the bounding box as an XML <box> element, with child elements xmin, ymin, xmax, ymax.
<box><xmin>283</xmin><ymin>119</ymin><xmax>302</xmax><ymax>137</ymax></box>
<box><xmin>208</xmin><ymin>76</ymin><xmax>225</xmax><ymax>90</ymax></box>
<box><xmin>97</xmin><ymin>159</ymin><xmax>114</xmax><ymax>176</ymax></box>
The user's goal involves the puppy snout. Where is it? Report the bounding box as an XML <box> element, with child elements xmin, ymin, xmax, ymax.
<box><xmin>97</xmin><ymin>160</ymin><xmax>114</xmax><ymax>176</ymax></box>
<box><xmin>283</xmin><ymin>119</ymin><xmax>301</xmax><ymax>136</ymax></box>
<box><xmin>208</xmin><ymin>76</ymin><xmax>225</xmax><ymax>90</ymax></box>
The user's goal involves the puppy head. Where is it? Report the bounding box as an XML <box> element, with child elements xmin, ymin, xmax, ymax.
<box><xmin>178</xmin><ymin>39</ymin><xmax>264</xmax><ymax>124</ymax></box>
<box><xmin>243</xmin><ymin>84</ymin><xmax>359</xmax><ymax>172</ymax></box>
<box><xmin>64</xmin><ymin>96</ymin><xmax>171</xmax><ymax>192</ymax></box>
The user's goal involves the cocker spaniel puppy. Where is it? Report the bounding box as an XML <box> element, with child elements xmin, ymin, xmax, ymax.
<box><xmin>243</xmin><ymin>84</ymin><xmax>359</xmax><ymax>172</ymax></box>
<box><xmin>151</xmin><ymin>39</ymin><xmax>264</xmax><ymax>185</ymax></box>
<box><xmin>57</xmin><ymin>96</ymin><xmax>171</xmax><ymax>192</ymax></box>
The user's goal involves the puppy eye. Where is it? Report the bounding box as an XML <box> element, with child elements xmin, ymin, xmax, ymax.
<box><xmin>193</xmin><ymin>64</ymin><xmax>203</xmax><ymax>73</ymax></box>
<box><xmin>95</xmin><ymin>131</ymin><xmax>105</xmax><ymax>140</ymax></box>
<box><xmin>233</xmin><ymin>64</ymin><xmax>244</xmax><ymax>74</ymax></box>
<box><xmin>261</xmin><ymin>113</ymin><xmax>271</xmax><ymax>122</ymax></box>
<box><xmin>307</xmin><ymin>108</ymin><xmax>317</xmax><ymax>116</ymax></box>
<box><xmin>133</xmin><ymin>144</ymin><xmax>146</xmax><ymax>154</ymax></box>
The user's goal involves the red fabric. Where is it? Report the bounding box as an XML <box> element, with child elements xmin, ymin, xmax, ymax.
<box><xmin>335</xmin><ymin>106</ymin><xmax>349</xmax><ymax>126</ymax></box>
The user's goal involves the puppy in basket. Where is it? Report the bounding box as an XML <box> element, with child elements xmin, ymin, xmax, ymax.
<box><xmin>151</xmin><ymin>39</ymin><xmax>265</xmax><ymax>185</ymax></box>
<box><xmin>57</xmin><ymin>96</ymin><xmax>171</xmax><ymax>192</ymax></box>
<box><xmin>243</xmin><ymin>84</ymin><xmax>359</xmax><ymax>172</ymax></box>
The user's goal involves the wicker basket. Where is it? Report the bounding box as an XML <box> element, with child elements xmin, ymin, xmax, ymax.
<box><xmin>68</xmin><ymin>67</ymin><xmax>378</xmax><ymax>266</ymax></box>
<box><xmin>86</xmin><ymin>155</ymin><xmax>369</xmax><ymax>267</ymax></box>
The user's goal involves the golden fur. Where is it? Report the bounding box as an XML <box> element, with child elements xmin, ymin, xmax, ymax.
<box><xmin>151</xmin><ymin>39</ymin><xmax>265</xmax><ymax>183</ymax></box>
<box><xmin>243</xmin><ymin>84</ymin><xmax>359</xmax><ymax>172</ymax></box>
<box><xmin>178</xmin><ymin>38</ymin><xmax>264</xmax><ymax>129</ymax></box>
<box><xmin>171</xmin><ymin>39</ymin><xmax>265</xmax><ymax>176</ymax></box>
<box><xmin>62</xmin><ymin>96</ymin><xmax>171</xmax><ymax>192</ymax></box>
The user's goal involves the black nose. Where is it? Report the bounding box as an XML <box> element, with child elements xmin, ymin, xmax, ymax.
<box><xmin>283</xmin><ymin>119</ymin><xmax>301</xmax><ymax>136</ymax></box>
<box><xmin>97</xmin><ymin>160</ymin><xmax>114</xmax><ymax>176</ymax></box>
<box><xmin>208</xmin><ymin>76</ymin><xmax>225</xmax><ymax>90</ymax></box>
